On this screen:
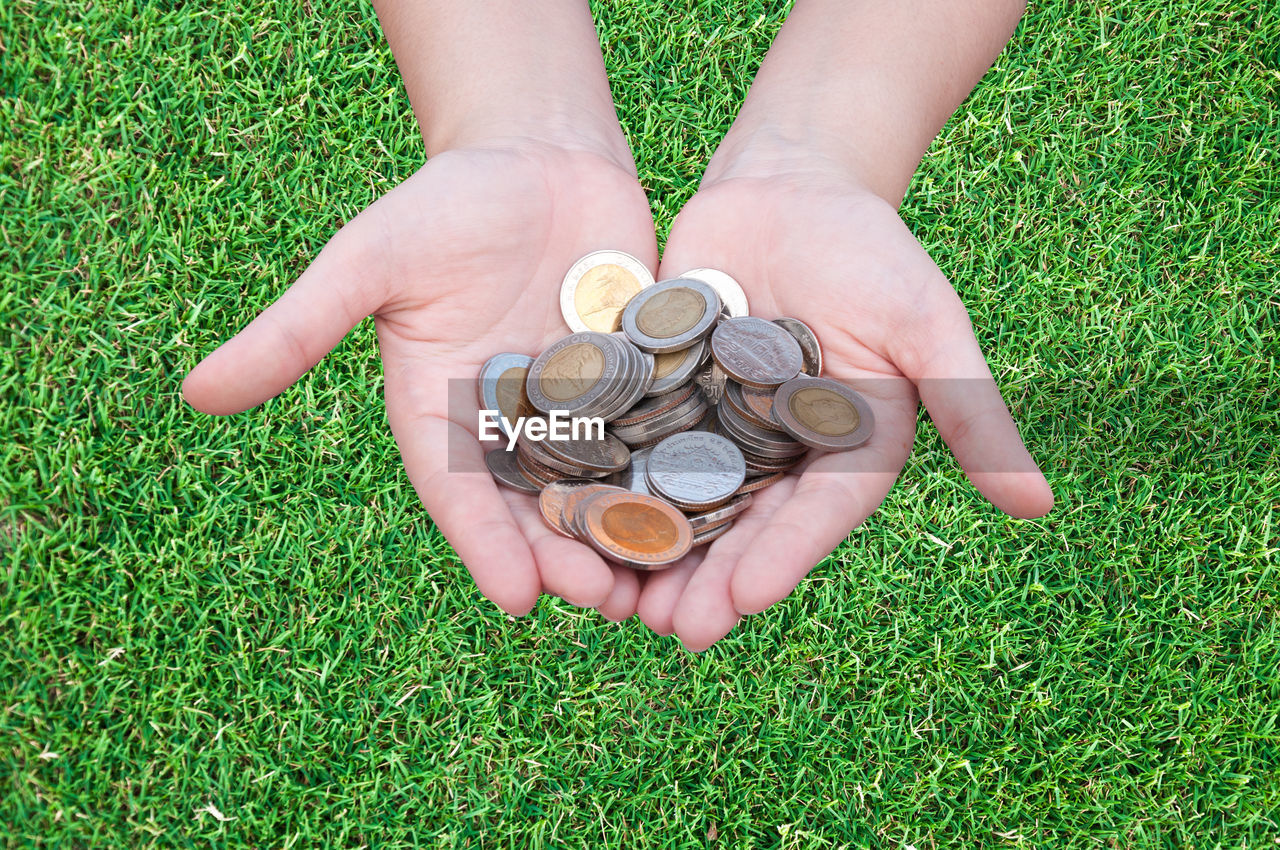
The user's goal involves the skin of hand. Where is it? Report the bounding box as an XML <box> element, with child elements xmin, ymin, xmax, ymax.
<box><xmin>635</xmin><ymin>0</ymin><xmax>1053</xmax><ymax>651</ymax></box>
<box><xmin>182</xmin><ymin>2</ymin><xmax>656</xmax><ymax>618</ymax></box>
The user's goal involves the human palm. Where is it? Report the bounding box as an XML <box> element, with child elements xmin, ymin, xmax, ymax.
<box><xmin>184</xmin><ymin>144</ymin><xmax>658</xmax><ymax>617</ymax></box>
<box><xmin>636</xmin><ymin>172</ymin><xmax>1054</xmax><ymax>650</ymax></box>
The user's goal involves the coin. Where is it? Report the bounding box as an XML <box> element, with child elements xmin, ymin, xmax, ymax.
<box><xmin>723</xmin><ymin>379</ymin><xmax>778</xmax><ymax>431</ymax></box>
<box><xmin>717</xmin><ymin>401</ymin><xmax>808</xmax><ymax>458</ymax></box>
<box><xmin>539</xmin><ymin>479</ymin><xmax>599</xmax><ymax>537</ymax></box>
<box><xmin>594</xmin><ymin>333</ymin><xmax>654</xmax><ymax>421</ymax></box>
<box><xmin>485</xmin><ymin>448</ymin><xmax>541</xmax><ymax>494</ymax></box>
<box><xmin>526</xmin><ymin>332</ymin><xmax>623</xmax><ymax>416</ymax></box>
<box><xmin>476</xmin><ymin>352</ymin><xmax>534</xmax><ymax>439</ymax></box>
<box><xmin>772</xmin><ymin>376</ymin><xmax>875</xmax><ymax>451</ymax></box>
<box><xmin>687</xmin><ymin>493</ymin><xmax>753</xmax><ymax>530</ymax></box>
<box><xmin>560</xmin><ymin>250</ymin><xmax>656</xmax><ymax>333</ymax></box>
<box><xmin>540</xmin><ymin>480</ymin><xmax>626</xmax><ymax>538</ymax></box>
<box><xmin>609</xmin><ymin>391</ymin><xmax>707</xmax><ymax>447</ymax></box>
<box><xmin>711</xmin><ymin>317</ymin><xmax>804</xmax><ymax>388</ymax></box>
<box><xmin>679</xmin><ymin>267</ymin><xmax>750</xmax><ymax>318</ymax></box>
<box><xmin>576</xmin><ymin>490</ymin><xmax>693</xmax><ymax>568</ymax></box>
<box><xmin>611</xmin><ymin>382</ymin><xmax>697</xmax><ymax>427</ymax></box>
<box><xmin>693</xmin><ymin>360</ymin><xmax>728</xmax><ymax>406</ymax></box>
<box><xmin>645</xmin><ymin>338</ymin><xmax>706</xmax><ymax>397</ymax></box>
<box><xmin>618</xmin><ymin>446</ymin><xmax>653</xmax><ymax>494</ymax></box>
<box><xmin>540</xmin><ymin>429</ymin><xmax>631</xmax><ymax>474</ymax></box>
<box><xmin>734</xmin><ymin>471</ymin><xmax>785</xmax><ymax>496</ymax></box>
<box><xmin>621</xmin><ymin>278</ymin><xmax>722</xmax><ymax>353</ymax></box>
<box><xmin>515</xmin><ymin>447</ymin><xmax>566</xmax><ymax>487</ymax></box>
<box><xmin>773</xmin><ymin>317</ymin><xmax>822</xmax><ymax>376</ymax></box>
<box><xmin>692</xmin><ymin>520</ymin><xmax>734</xmax><ymax>546</ymax></box>
<box><xmin>518</xmin><ymin>431</ymin><xmax>611</xmax><ymax>478</ymax></box>
<box><xmin>645</xmin><ymin>432</ymin><xmax>746</xmax><ymax>510</ymax></box>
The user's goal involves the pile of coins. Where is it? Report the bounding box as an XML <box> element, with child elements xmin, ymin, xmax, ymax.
<box><xmin>479</xmin><ymin>250</ymin><xmax>874</xmax><ymax>570</ymax></box>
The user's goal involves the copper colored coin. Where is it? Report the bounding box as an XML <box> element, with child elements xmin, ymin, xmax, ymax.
<box><xmin>539</xmin><ymin>479</ymin><xmax>602</xmax><ymax>537</ymax></box>
<box><xmin>772</xmin><ymin>376</ymin><xmax>875</xmax><ymax>451</ymax></box>
<box><xmin>734</xmin><ymin>471</ymin><xmax>785</xmax><ymax>496</ymax></box>
<box><xmin>576</xmin><ymin>490</ymin><xmax>693</xmax><ymax>567</ymax></box>
<box><xmin>610</xmin><ymin>381</ymin><xmax>697</xmax><ymax>427</ymax></box>
<box><xmin>710</xmin><ymin>317</ymin><xmax>804</xmax><ymax>388</ymax></box>
<box><xmin>485</xmin><ymin>449</ymin><xmax>541</xmax><ymax>494</ymax></box>
<box><xmin>723</xmin><ymin>380</ymin><xmax>778</xmax><ymax>431</ymax></box>
<box><xmin>544</xmin><ymin>481</ymin><xmax>629</xmax><ymax>538</ymax></box>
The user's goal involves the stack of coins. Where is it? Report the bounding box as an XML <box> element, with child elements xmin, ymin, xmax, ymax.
<box><xmin>477</xmin><ymin>250</ymin><xmax>876</xmax><ymax>571</ymax></box>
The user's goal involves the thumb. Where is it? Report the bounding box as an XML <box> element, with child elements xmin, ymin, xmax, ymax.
<box><xmin>182</xmin><ymin>208</ymin><xmax>391</xmax><ymax>416</ymax></box>
<box><xmin>890</xmin><ymin>267</ymin><xmax>1055</xmax><ymax>519</ymax></box>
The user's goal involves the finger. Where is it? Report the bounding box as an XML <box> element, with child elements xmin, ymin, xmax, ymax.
<box><xmin>392</xmin><ymin>409</ymin><xmax>542</xmax><ymax>617</ymax></box>
<box><xmin>597</xmin><ymin>565</ymin><xmax>640</xmax><ymax>622</ymax></box>
<box><xmin>504</xmin><ymin>488</ymin><xmax>615</xmax><ymax>609</ymax></box>
<box><xmin>671</xmin><ymin>486</ymin><xmax>793</xmax><ymax>651</ymax></box>
<box><xmin>636</xmin><ymin>550</ymin><xmax>704</xmax><ymax>636</ymax></box>
<box><xmin>892</xmin><ymin>277</ymin><xmax>1054</xmax><ymax>519</ymax></box>
<box><xmin>729</xmin><ymin>449</ymin><xmax>901</xmax><ymax>617</ymax></box>
<box><xmin>183</xmin><ymin>209</ymin><xmax>390</xmax><ymax>415</ymax></box>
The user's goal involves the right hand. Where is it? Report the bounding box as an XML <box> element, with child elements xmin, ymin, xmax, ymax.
<box><xmin>183</xmin><ymin>141</ymin><xmax>658</xmax><ymax>618</ymax></box>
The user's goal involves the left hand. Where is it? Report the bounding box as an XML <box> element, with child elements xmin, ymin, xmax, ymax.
<box><xmin>635</xmin><ymin>151</ymin><xmax>1054</xmax><ymax>650</ymax></box>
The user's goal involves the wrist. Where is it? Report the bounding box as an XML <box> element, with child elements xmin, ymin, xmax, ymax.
<box><xmin>701</xmin><ymin>120</ymin><xmax>887</xmax><ymax>201</ymax></box>
<box><xmin>424</xmin><ymin>97</ymin><xmax>636</xmax><ymax>174</ymax></box>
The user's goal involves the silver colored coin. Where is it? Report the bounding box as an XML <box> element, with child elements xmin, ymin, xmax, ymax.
<box><xmin>596</xmin><ymin>334</ymin><xmax>655</xmax><ymax>421</ymax></box>
<box><xmin>526</xmin><ymin>332</ymin><xmax>624</xmax><ymax>416</ymax></box>
<box><xmin>687</xmin><ymin>493</ymin><xmax>753</xmax><ymax>530</ymax></box>
<box><xmin>772</xmin><ymin>376</ymin><xmax>876</xmax><ymax>451</ymax></box>
<box><xmin>574</xmin><ymin>334</ymin><xmax>636</xmax><ymax>421</ymax></box>
<box><xmin>518</xmin><ymin>431</ymin><xmax>614</xmax><ymax>478</ymax></box>
<box><xmin>645</xmin><ymin>432</ymin><xmax>746</xmax><ymax>509</ymax></box>
<box><xmin>622</xmin><ymin>404</ymin><xmax>709</xmax><ymax>450</ymax></box>
<box><xmin>679</xmin><ymin>267</ymin><xmax>750</xmax><ymax>318</ymax></box>
<box><xmin>609</xmin><ymin>392</ymin><xmax>707</xmax><ymax>446</ymax></box>
<box><xmin>692</xmin><ymin>520</ymin><xmax>735</xmax><ymax>546</ymax></box>
<box><xmin>693</xmin><ymin>360</ymin><xmax>728</xmax><ymax>406</ymax></box>
<box><xmin>773</xmin><ymin>317</ymin><xmax>823</xmax><ymax>376</ymax></box>
<box><xmin>540</xmin><ymin>429</ymin><xmax>631</xmax><ymax>474</ymax></box>
<box><xmin>560</xmin><ymin>249</ymin><xmax>655</xmax><ymax>333</ymax></box>
<box><xmin>711</xmin><ymin>317</ymin><xmax>804</xmax><ymax>388</ymax></box>
<box><xmin>645</xmin><ymin>338</ymin><xmax>706</xmax><ymax>397</ymax></box>
<box><xmin>485</xmin><ymin>448</ymin><xmax>541</xmax><ymax>494</ymax></box>
<box><xmin>621</xmin><ymin>278</ymin><xmax>722</xmax><ymax>354</ymax></box>
<box><xmin>618</xmin><ymin>446</ymin><xmax>653</xmax><ymax>495</ymax></box>
<box><xmin>718</xmin><ymin>401</ymin><xmax>808</xmax><ymax>458</ymax></box>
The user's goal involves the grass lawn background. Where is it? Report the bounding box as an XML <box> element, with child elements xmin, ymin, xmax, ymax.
<box><xmin>3</xmin><ymin>0</ymin><xmax>1278</xmax><ymax>846</ymax></box>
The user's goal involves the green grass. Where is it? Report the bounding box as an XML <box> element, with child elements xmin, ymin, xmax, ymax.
<box><xmin>3</xmin><ymin>0</ymin><xmax>1278</xmax><ymax>846</ymax></box>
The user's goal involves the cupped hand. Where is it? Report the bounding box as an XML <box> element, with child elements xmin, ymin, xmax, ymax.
<box><xmin>183</xmin><ymin>143</ymin><xmax>657</xmax><ymax>617</ymax></box>
<box><xmin>636</xmin><ymin>156</ymin><xmax>1054</xmax><ymax>650</ymax></box>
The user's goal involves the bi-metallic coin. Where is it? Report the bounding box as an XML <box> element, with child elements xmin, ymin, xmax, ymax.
<box><xmin>560</xmin><ymin>250</ymin><xmax>655</xmax><ymax>333</ymax></box>
<box><xmin>772</xmin><ymin>376</ymin><xmax>875</xmax><ymax>451</ymax></box>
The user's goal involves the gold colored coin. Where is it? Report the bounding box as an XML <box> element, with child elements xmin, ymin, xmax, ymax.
<box><xmin>540</xmin><ymin>342</ymin><xmax>605</xmax><ymax>402</ymax></box>
<box><xmin>574</xmin><ymin>264</ymin><xmax>646</xmax><ymax>333</ymax></box>
<box><xmin>494</xmin><ymin>365</ymin><xmax>529</xmax><ymax>422</ymax></box>
<box><xmin>789</xmin><ymin>386</ymin><xmax>859</xmax><ymax>436</ymax></box>
<box><xmin>635</xmin><ymin>287</ymin><xmax>705</xmax><ymax>339</ymax></box>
